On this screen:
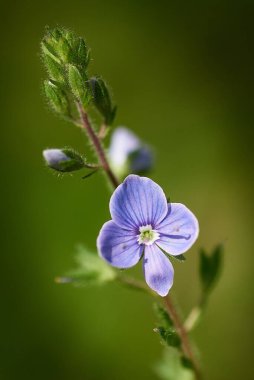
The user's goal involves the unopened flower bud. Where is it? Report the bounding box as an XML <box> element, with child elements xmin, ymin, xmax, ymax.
<box><xmin>43</xmin><ymin>148</ymin><xmax>85</xmax><ymax>172</ymax></box>
<box><xmin>108</xmin><ymin>127</ymin><xmax>153</xmax><ymax>177</ymax></box>
<box><xmin>88</xmin><ymin>77</ymin><xmax>116</xmax><ymax>125</ymax></box>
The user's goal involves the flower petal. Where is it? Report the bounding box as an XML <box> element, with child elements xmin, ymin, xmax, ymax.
<box><xmin>156</xmin><ymin>203</ymin><xmax>199</xmax><ymax>256</ymax></box>
<box><xmin>110</xmin><ymin>175</ymin><xmax>168</xmax><ymax>230</ymax></box>
<box><xmin>143</xmin><ymin>244</ymin><xmax>174</xmax><ymax>296</ymax></box>
<box><xmin>97</xmin><ymin>220</ymin><xmax>143</xmax><ymax>268</ymax></box>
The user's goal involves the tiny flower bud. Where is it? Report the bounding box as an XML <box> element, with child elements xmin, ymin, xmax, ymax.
<box><xmin>43</xmin><ymin>148</ymin><xmax>85</xmax><ymax>172</ymax></box>
<box><xmin>41</xmin><ymin>27</ymin><xmax>90</xmax><ymax>69</ymax></box>
<box><xmin>88</xmin><ymin>77</ymin><xmax>116</xmax><ymax>125</ymax></box>
<box><xmin>109</xmin><ymin>127</ymin><xmax>153</xmax><ymax>177</ymax></box>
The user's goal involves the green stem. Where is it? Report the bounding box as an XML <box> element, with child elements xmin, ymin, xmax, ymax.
<box><xmin>117</xmin><ymin>275</ymin><xmax>201</xmax><ymax>380</ymax></box>
<box><xmin>184</xmin><ymin>295</ymin><xmax>207</xmax><ymax>332</ymax></box>
<box><xmin>164</xmin><ymin>296</ymin><xmax>201</xmax><ymax>380</ymax></box>
<box><xmin>76</xmin><ymin>106</ymin><xmax>201</xmax><ymax>379</ymax></box>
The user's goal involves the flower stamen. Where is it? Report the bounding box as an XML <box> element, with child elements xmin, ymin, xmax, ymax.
<box><xmin>137</xmin><ymin>224</ymin><xmax>160</xmax><ymax>246</ymax></box>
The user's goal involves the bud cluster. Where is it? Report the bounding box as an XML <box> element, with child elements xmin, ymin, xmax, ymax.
<box><xmin>41</xmin><ymin>27</ymin><xmax>116</xmax><ymax>125</ymax></box>
<box><xmin>41</xmin><ymin>27</ymin><xmax>152</xmax><ymax>176</ymax></box>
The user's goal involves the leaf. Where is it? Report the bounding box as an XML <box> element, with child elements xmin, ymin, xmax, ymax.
<box><xmin>199</xmin><ymin>244</ymin><xmax>223</xmax><ymax>293</ymax></box>
<box><xmin>170</xmin><ymin>254</ymin><xmax>186</xmax><ymax>262</ymax></box>
<box><xmin>157</xmin><ymin>245</ymin><xmax>186</xmax><ymax>263</ymax></box>
<box><xmin>82</xmin><ymin>169</ymin><xmax>99</xmax><ymax>180</ymax></box>
<box><xmin>154</xmin><ymin>303</ymin><xmax>173</xmax><ymax>328</ymax></box>
<box><xmin>56</xmin><ymin>245</ymin><xmax>116</xmax><ymax>287</ymax></box>
<box><xmin>154</xmin><ymin>348</ymin><xmax>194</xmax><ymax>380</ymax></box>
<box><xmin>180</xmin><ymin>356</ymin><xmax>194</xmax><ymax>370</ymax></box>
<box><xmin>154</xmin><ymin>327</ymin><xmax>181</xmax><ymax>348</ymax></box>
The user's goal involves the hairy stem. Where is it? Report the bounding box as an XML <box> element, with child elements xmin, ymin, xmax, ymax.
<box><xmin>77</xmin><ymin>102</ymin><xmax>119</xmax><ymax>188</ymax></box>
<box><xmin>117</xmin><ymin>275</ymin><xmax>157</xmax><ymax>296</ymax></box>
<box><xmin>76</xmin><ymin>104</ymin><xmax>201</xmax><ymax>379</ymax></box>
<box><xmin>118</xmin><ymin>276</ymin><xmax>201</xmax><ymax>379</ymax></box>
<box><xmin>164</xmin><ymin>296</ymin><xmax>201</xmax><ymax>380</ymax></box>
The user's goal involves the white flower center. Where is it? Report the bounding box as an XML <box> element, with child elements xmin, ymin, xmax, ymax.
<box><xmin>137</xmin><ymin>224</ymin><xmax>160</xmax><ymax>246</ymax></box>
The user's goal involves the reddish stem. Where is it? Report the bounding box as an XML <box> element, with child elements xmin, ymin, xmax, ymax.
<box><xmin>77</xmin><ymin>102</ymin><xmax>119</xmax><ymax>189</ymax></box>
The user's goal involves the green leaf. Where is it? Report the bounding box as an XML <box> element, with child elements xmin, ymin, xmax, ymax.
<box><xmin>180</xmin><ymin>356</ymin><xmax>194</xmax><ymax>370</ymax></box>
<box><xmin>170</xmin><ymin>254</ymin><xmax>186</xmax><ymax>262</ymax></box>
<box><xmin>154</xmin><ymin>303</ymin><xmax>173</xmax><ymax>328</ymax></box>
<box><xmin>88</xmin><ymin>77</ymin><xmax>116</xmax><ymax>124</ymax></box>
<box><xmin>56</xmin><ymin>245</ymin><xmax>116</xmax><ymax>287</ymax></box>
<box><xmin>60</xmin><ymin>148</ymin><xmax>86</xmax><ymax>171</ymax></box>
<box><xmin>199</xmin><ymin>244</ymin><xmax>223</xmax><ymax>293</ymax></box>
<box><xmin>44</xmin><ymin>80</ymin><xmax>69</xmax><ymax>115</ymax></box>
<box><xmin>155</xmin><ymin>348</ymin><xmax>194</xmax><ymax>380</ymax></box>
<box><xmin>154</xmin><ymin>327</ymin><xmax>181</xmax><ymax>348</ymax></box>
<box><xmin>157</xmin><ymin>245</ymin><xmax>186</xmax><ymax>263</ymax></box>
<box><xmin>42</xmin><ymin>27</ymin><xmax>91</xmax><ymax>69</ymax></box>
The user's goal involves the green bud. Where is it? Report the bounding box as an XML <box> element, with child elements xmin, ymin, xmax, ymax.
<box><xmin>88</xmin><ymin>77</ymin><xmax>116</xmax><ymax>124</ymax></box>
<box><xmin>42</xmin><ymin>27</ymin><xmax>90</xmax><ymax>68</ymax></box>
<box><xmin>44</xmin><ymin>80</ymin><xmax>69</xmax><ymax>115</ymax></box>
<box><xmin>68</xmin><ymin>65</ymin><xmax>91</xmax><ymax>105</ymax></box>
<box><xmin>43</xmin><ymin>53</ymin><xmax>65</xmax><ymax>83</ymax></box>
<box><xmin>43</xmin><ymin>148</ymin><xmax>85</xmax><ymax>172</ymax></box>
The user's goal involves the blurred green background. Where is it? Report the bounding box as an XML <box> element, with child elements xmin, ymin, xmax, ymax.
<box><xmin>1</xmin><ymin>1</ymin><xmax>254</xmax><ymax>379</ymax></box>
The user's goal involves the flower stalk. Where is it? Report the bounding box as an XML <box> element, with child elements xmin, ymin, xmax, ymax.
<box><xmin>77</xmin><ymin>101</ymin><xmax>201</xmax><ymax>379</ymax></box>
<box><xmin>163</xmin><ymin>296</ymin><xmax>201</xmax><ymax>380</ymax></box>
<box><xmin>76</xmin><ymin>102</ymin><xmax>119</xmax><ymax>188</ymax></box>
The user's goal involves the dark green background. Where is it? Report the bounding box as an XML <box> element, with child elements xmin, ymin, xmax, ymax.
<box><xmin>1</xmin><ymin>1</ymin><xmax>254</xmax><ymax>379</ymax></box>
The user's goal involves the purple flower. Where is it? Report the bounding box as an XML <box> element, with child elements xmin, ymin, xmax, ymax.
<box><xmin>97</xmin><ymin>175</ymin><xmax>199</xmax><ymax>296</ymax></box>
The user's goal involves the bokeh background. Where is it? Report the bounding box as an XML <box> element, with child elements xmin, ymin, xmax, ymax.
<box><xmin>1</xmin><ymin>1</ymin><xmax>254</xmax><ymax>379</ymax></box>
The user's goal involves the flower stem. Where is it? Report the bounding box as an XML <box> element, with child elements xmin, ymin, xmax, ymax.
<box><xmin>117</xmin><ymin>275</ymin><xmax>201</xmax><ymax>379</ymax></box>
<box><xmin>163</xmin><ymin>296</ymin><xmax>201</xmax><ymax>380</ymax></box>
<box><xmin>76</xmin><ymin>102</ymin><xmax>119</xmax><ymax>188</ymax></box>
<box><xmin>76</xmin><ymin>104</ymin><xmax>201</xmax><ymax>379</ymax></box>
